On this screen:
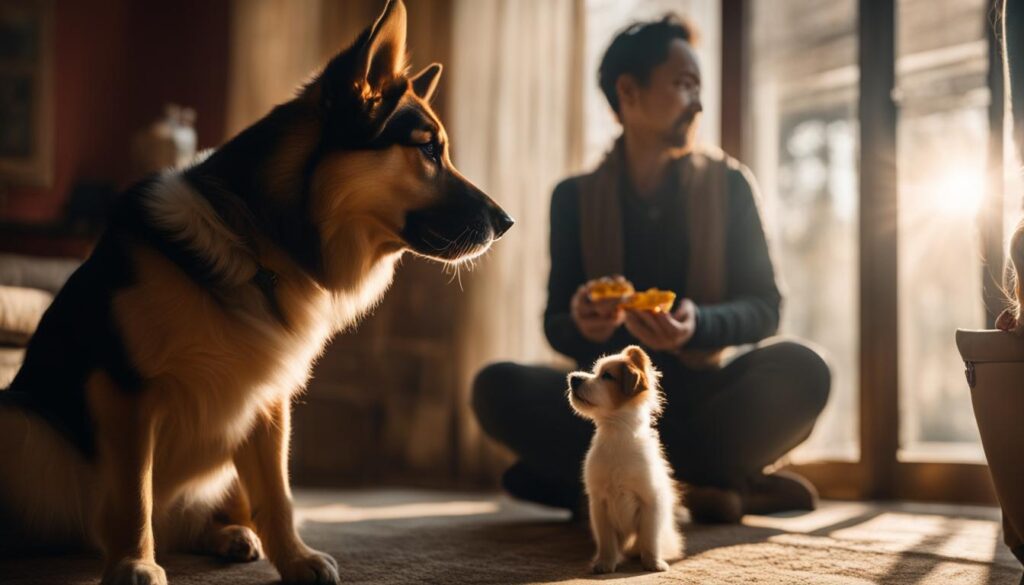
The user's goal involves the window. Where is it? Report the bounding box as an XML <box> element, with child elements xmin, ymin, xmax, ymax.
<box><xmin>748</xmin><ymin>0</ymin><xmax>859</xmax><ymax>462</ymax></box>
<box><xmin>746</xmin><ymin>0</ymin><xmax>1006</xmax><ymax>501</ymax></box>
<box><xmin>896</xmin><ymin>0</ymin><xmax>990</xmax><ymax>463</ymax></box>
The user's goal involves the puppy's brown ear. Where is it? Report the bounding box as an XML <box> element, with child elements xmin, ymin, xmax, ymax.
<box><xmin>624</xmin><ymin>345</ymin><xmax>652</xmax><ymax>371</ymax></box>
<box><xmin>622</xmin><ymin>363</ymin><xmax>648</xmax><ymax>396</ymax></box>
<box><xmin>621</xmin><ymin>345</ymin><xmax>657</xmax><ymax>396</ymax></box>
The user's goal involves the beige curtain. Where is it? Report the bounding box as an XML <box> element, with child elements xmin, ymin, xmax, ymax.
<box><xmin>226</xmin><ymin>0</ymin><xmax>378</xmax><ymax>137</ymax></box>
<box><xmin>448</xmin><ymin>0</ymin><xmax>585</xmax><ymax>481</ymax></box>
<box><xmin>226</xmin><ymin>0</ymin><xmax>320</xmax><ymax>136</ymax></box>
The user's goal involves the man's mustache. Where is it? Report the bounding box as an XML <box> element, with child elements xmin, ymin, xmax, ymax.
<box><xmin>675</xmin><ymin>106</ymin><xmax>703</xmax><ymax>128</ymax></box>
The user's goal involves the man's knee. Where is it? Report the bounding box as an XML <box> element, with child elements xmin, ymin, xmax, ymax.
<box><xmin>471</xmin><ymin>362</ymin><xmax>521</xmax><ymax>439</ymax></box>
<box><xmin>765</xmin><ymin>340</ymin><xmax>832</xmax><ymax>417</ymax></box>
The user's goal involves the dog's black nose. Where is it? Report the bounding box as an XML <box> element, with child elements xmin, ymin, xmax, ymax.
<box><xmin>491</xmin><ymin>210</ymin><xmax>515</xmax><ymax>239</ymax></box>
<box><xmin>569</xmin><ymin>375</ymin><xmax>584</xmax><ymax>391</ymax></box>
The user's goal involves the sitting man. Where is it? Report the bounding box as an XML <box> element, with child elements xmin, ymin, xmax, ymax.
<box><xmin>472</xmin><ymin>14</ymin><xmax>831</xmax><ymax>523</ymax></box>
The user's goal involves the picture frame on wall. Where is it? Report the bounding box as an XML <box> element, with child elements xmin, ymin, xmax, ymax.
<box><xmin>0</xmin><ymin>0</ymin><xmax>53</xmax><ymax>187</ymax></box>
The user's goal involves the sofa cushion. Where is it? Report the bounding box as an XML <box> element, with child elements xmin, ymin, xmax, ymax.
<box><xmin>0</xmin><ymin>286</ymin><xmax>53</xmax><ymax>346</ymax></box>
<box><xmin>0</xmin><ymin>254</ymin><xmax>79</xmax><ymax>294</ymax></box>
<box><xmin>0</xmin><ymin>346</ymin><xmax>25</xmax><ymax>387</ymax></box>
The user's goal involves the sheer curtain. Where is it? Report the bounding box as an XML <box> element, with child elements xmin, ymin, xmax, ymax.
<box><xmin>448</xmin><ymin>0</ymin><xmax>584</xmax><ymax>480</ymax></box>
<box><xmin>226</xmin><ymin>0</ymin><xmax>321</xmax><ymax>136</ymax></box>
<box><xmin>225</xmin><ymin>0</ymin><xmax>375</xmax><ymax>137</ymax></box>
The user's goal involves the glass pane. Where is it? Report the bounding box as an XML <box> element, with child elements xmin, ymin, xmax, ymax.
<box><xmin>896</xmin><ymin>0</ymin><xmax>988</xmax><ymax>462</ymax></box>
<box><xmin>748</xmin><ymin>0</ymin><xmax>859</xmax><ymax>461</ymax></box>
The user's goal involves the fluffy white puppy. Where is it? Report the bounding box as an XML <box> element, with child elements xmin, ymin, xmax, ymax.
<box><xmin>567</xmin><ymin>345</ymin><xmax>683</xmax><ymax>574</ymax></box>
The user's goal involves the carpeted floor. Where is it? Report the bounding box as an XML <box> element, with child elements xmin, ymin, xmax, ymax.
<box><xmin>2</xmin><ymin>489</ymin><xmax>1021</xmax><ymax>584</ymax></box>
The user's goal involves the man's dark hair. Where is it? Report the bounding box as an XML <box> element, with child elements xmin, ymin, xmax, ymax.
<box><xmin>598</xmin><ymin>13</ymin><xmax>699</xmax><ymax>116</ymax></box>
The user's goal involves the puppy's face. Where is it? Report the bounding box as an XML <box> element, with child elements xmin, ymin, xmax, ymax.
<box><xmin>567</xmin><ymin>345</ymin><xmax>663</xmax><ymax>421</ymax></box>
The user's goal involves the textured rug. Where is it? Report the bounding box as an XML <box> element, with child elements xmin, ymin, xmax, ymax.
<box><xmin>1</xmin><ymin>488</ymin><xmax>1020</xmax><ymax>584</ymax></box>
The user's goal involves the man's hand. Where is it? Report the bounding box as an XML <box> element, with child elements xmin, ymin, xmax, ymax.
<box><xmin>571</xmin><ymin>280</ymin><xmax>627</xmax><ymax>343</ymax></box>
<box><xmin>623</xmin><ymin>298</ymin><xmax>697</xmax><ymax>352</ymax></box>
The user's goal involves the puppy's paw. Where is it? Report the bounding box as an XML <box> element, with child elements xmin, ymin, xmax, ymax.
<box><xmin>997</xmin><ymin>309</ymin><xmax>1019</xmax><ymax>332</ymax></box>
<box><xmin>277</xmin><ymin>549</ymin><xmax>340</xmax><ymax>584</ymax></box>
<box><xmin>641</xmin><ymin>556</ymin><xmax>670</xmax><ymax>572</ymax></box>
<box><xmin>591</xmin><ymin>557</ymin><xmax>618</xmax><ymax>574</ymax></box>
<box><xmin>214</xmin><ymin>525</ymin><xmax>262</xmax><ymax>562</ymax></box>
<box><xmin>102</xmin><ymin>559</ymin><xmax>168</xmax><ymax>585</ymax></box>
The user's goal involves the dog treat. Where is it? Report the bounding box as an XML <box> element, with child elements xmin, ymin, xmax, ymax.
<box><xmin>588</xmin><ymin>278</ymin><xmax>635</xmax><ymax>301</ymax></box>
<box><xmin>621</xmin><ymin>288</ymin><xmax>676</xmax><ymax>313</ymax></box>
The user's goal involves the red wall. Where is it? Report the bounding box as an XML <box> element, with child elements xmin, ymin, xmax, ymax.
<box><xmin>2</xmin><ymin>0</ymin><xmax>230</xmax><ymax>224</ymax></box>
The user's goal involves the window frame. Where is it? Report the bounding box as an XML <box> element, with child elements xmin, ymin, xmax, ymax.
<box><xmin>727</xmin><ymin>0</ymin><xmax>1005</xmax><ymax>504</ymax></box>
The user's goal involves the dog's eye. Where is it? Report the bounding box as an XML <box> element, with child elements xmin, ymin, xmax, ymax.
<box><xmin>419</xmin><ymin>140</ymin><xmax>440</xmax><ymax>164</ymax></box>
<box><xmin>601</xmin><ymin>372</ymin><xmax>615</xmax><ymax>381</ymax></box>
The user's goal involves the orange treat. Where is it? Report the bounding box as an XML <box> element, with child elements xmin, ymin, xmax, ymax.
<box><xmin>588</xmin><ymin>279</ymin><xmax>635</xmax><ymax>301</ymax></box>
<box><xmin>621</xmin><ymin>288</ymin><xmax>676</xmax><ymax>313</ymax></box>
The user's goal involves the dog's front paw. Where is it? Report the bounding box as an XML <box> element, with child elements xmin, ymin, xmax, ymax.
<box><xmin>278</xmin><ymin>549</ymin><xmax>340</xmax><ymax>584</ymax></box>
<box><xmin>102</xmin><ymin>559</ymin><xmax>167</xmax><ymax>585</ymax></box>
<box><xmin>214</xmin><ymin>525</ymin><xmax>262</xmax><ymax>562</ymax></box>
<box><xmin>591</xmin><ymin>557</ymin><xmax>618</xmax><ymax>574</ymax></box>
<box><xmin>641</xmin><ymin>556</ymin><xmax>670</xmax><ymax>572</ymax></box>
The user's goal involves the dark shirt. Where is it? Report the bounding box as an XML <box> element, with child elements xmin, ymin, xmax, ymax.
<box><xmin>543</xmin><ymin>162</ymin><xmax>782</xmax><ymax>370</ymax></box>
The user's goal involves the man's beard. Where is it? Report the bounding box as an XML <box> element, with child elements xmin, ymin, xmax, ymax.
<box><xmin>666</xmin><ymin>110</ymin><xmax>701</xmax><ymax>149</ymax></box>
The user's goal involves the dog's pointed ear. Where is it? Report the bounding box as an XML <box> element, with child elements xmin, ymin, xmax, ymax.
<box><xmin>317</xmin><ymin>0</ymin><xmax>407</xmax><ymax>98</ymax></box>
<box><xmin>313</xmin><ymin>0</ymin><xmax>408</xmax><ymax>135</ymax></box>
<box><xmin>411</xmin><ymin>63</ymin><xmax>442</xmax><ymax>102</ymax></box>
<box><xmin>359</xmin><ymin>0</ymin><xmax>408</xmax><ymax>91</ymax></box>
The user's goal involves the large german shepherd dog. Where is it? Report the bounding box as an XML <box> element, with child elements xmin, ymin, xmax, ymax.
<box><xmin>0</xmin><ymin>1</ymin><xmax>512</xmax><ymax>583</ymax></box>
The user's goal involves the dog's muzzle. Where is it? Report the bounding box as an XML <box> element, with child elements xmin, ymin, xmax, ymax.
<box><xmin>490</xmin><ymin>208</ymin><xmax>515</xmax><ymax>239</ymax></box>
<box><xmin>568</xmin><ymin>373</ymin><xmax>585</xmax><ymax>392</ymax></box>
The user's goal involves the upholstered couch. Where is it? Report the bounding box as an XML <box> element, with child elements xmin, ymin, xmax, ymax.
<box><xmin>0</xmin><ymin>254</ymin><xmax>80</xmax><ymax>387</ymax></box>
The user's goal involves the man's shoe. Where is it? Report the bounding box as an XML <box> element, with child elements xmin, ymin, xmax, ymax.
<box><xmin>741</xmin><ymin>470</ymin><xmax>817</xmax><ymax>516</ymax></box>
<box><xmin>501</xmin><ymin>461</ymin><xmax>582</xmax><ymax>515</ymax></box>
<box><xmin>684</xmin><ymin>484</ymin><xmax>743</xmax><ymax>524</ymax></box>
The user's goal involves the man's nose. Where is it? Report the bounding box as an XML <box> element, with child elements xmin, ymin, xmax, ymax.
<box><xmin>688</xmin><ymin>96</ymin><xmax>703</xmax><ymax>114</ymax></box>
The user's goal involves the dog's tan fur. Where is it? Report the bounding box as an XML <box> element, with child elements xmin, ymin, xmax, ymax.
<box><xmin>567</xmin><ymin>346</ymin><xmax>684</xmax><ymax>574</ymax></box>
<box><xmin>0</xmin><ymin>2</ymin><xmax>510</xmax><ymax>584</ymax></box>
